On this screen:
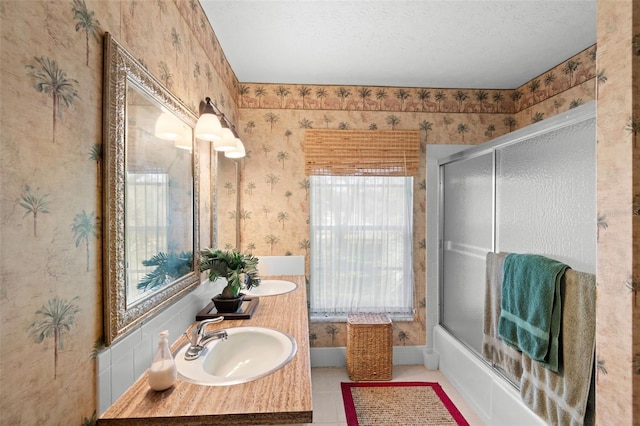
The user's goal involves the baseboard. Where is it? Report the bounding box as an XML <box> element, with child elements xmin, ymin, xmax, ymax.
<box><xmin>310</xmin><ymin>345</ymin><xmax>427</xmax><ymax>368</ymax></box>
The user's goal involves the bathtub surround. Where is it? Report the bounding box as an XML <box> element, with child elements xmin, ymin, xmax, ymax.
<box><xmin>436</xmin><ymin>102</ymin><xmax>596</xmax><ymax>425</ymax></box>
<box><xmin>435</xmin><ymin>325</ymin><xmax>546</xmax><ymax>426</ymax></box>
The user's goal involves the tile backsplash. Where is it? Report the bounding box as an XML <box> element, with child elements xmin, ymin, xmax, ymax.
<box><xmin>97</xmin><ymin>279</ymin><xmax>222</xmax><ymax>415</ymax></box>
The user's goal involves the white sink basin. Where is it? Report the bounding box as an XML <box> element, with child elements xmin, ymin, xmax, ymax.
<box><xmin>174</xmin><ymin>326</ymin><xmax>297</xmax><ymax>386</ymax></box>
<box><xmin>246</xmin><ymin>279</ymin><xmax>297</xmax><ymax>296</ymax></box>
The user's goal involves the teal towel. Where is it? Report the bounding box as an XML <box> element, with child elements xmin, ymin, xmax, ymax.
<box><xmin>498</xmin><ymin>253</ymin><xmax>569</xmax><ymax>373</ymax></box>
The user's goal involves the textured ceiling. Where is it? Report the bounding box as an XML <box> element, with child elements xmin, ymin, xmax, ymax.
<box><xmin>200</xmin><ymin>0</ymin><xmax>597</xmax><ymax>89</ymax></box>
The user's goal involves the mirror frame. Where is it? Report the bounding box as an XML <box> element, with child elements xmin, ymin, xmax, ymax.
<box><xmin>102</xmin><ymin>32</ymin><xmax>200</xmax><ymax>345</ymax></box>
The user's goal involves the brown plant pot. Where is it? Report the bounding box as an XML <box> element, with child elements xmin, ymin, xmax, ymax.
<box><xmin>212</xmin><ymin>293</ymin><xmax>245</xmax><ymax>313</ymax></box>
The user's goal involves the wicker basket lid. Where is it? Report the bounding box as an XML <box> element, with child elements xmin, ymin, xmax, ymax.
<box><xmin>347</xmin><ymin>313</ymin><xmax>392</xmax><ymax>325</ymax></box>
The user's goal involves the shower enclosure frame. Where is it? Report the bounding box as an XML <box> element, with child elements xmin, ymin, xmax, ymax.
<box><xmin>429</xmin><ymin>101</ymin><xmax>596</xmax><ymax>424</ymax></box>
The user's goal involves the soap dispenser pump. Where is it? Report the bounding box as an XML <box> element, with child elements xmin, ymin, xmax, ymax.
<box><xmin>148</xmin><ymin>330</ymin><xmax>177</xmax><ymax>391</ymax></box>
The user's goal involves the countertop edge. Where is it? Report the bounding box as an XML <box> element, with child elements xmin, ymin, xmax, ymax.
<box><xmin>99</xmin><ymin>275</ymin><xmax>312</xmax><ymax>425</ymax></box>
<box><xmin>98</xmin><ymin>410</ymin><xmax>313</xmax><ymax>425</ymax></box>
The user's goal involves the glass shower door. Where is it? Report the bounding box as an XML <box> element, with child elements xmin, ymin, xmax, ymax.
<box><xmin>441</xmin><ymin>152</ymin><xmax>494</xmax><ymax>353</ymax></box>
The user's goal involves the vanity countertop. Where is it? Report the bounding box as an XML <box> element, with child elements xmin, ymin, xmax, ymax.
<box><xmin>98</xmin><ymin>275</ymin><xmax>312</xmax><ymax>425</ymax></box>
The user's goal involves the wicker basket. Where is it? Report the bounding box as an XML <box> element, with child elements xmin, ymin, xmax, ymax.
<box><xmin>346</xmin><ymin>313</ymin><xmax>393</xmax><ymax>381</ymax></box>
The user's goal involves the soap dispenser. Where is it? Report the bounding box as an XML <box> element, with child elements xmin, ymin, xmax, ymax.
<box><xmin>148</xmin><ymin>330</ymin><xmax>177</xmax><ymax>391</ymax></box>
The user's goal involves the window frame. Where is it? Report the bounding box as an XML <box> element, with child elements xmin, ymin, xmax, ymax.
<box><xmin>309</xmin><ymin>175</ymin><xmax>415</xmax><ymax>322</ymax></box>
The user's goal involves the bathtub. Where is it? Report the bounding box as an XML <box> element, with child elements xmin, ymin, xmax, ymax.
<box><xmin>433</xmin><ymin>325</ymin><xmax>545</xmax><ymax>426</ymax></box>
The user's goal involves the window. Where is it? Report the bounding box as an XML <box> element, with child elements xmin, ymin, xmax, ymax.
<box><xmin>310</xmin><ymin>175</ymin><xmax>414</xmax><ymax>320</ymax></box>
<box><xmin>126</xmin><ymin>172</ymin><xmax>169</xmax><ymax>304</ymax></box>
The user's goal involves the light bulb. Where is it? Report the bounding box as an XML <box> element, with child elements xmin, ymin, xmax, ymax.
<box><xmin>195</xmin><ymin>113</ymin><xmax>222</xmax><ymax>142</ymax></box>
<box><xmin>214</xmin><ymin>126</ymin><xmax>237</xmax><ymax>151</ymax></box>
<box><xmin>224</xmin><ymin>139</ymin><xmax>246</xmax><ymax>158</ymax></box>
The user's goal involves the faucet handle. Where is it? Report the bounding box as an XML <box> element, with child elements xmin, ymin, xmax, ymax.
<box><xmin>193</xmin><ymin>317</ymin><xmax>224</xmax><ymax>339</ymax></box>
<box><xmin>184</xmin><ymin>317</ymin><xmax>226</xmax><ymax>361</ymax></box>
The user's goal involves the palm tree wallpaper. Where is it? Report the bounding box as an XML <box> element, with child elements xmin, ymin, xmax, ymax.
<box><xmin>71</xmin><ymin>210</ymin><xmax>100</xmax><ymax>272</ymax></box>
<box><xmin>25</xmin><ymin>56</ymin><xmax>80</xmax><ymax>144</ymax></box>
<box><xmin>0</xmin><ymin>0</ymin><xmax>638</xmax><ymax>424</ymax></box>
<box><xmin>1</xmin><ymin>0</ymin><xmax>236</xmax><ymax>423</ymax></box>
<box><xmin>19</xmin><ymin>185</ymin><xmax>51</xmax><ymax>237</ymax></box>
<box><xmin>28</xmin><ymin>297</ymin><xmax>81</xmax><ymax>379</ymax></box>
<box><xmin>72</xmin><ymin>0</ymin><xmax>101</xmax><ymax>67</ymax></box>
<box><xmin>217</xmin><ymin>46</ymin><xmax>598</xmax><ymax>349</ymax></box>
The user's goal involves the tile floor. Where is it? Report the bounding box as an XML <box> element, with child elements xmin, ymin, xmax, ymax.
<box><xmin>306</xmin><ymin>365</ymin><xmax>485</xmax><ymax>425</ymax></box>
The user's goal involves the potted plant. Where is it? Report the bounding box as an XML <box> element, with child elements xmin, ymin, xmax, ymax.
<box><xmin>200</xmin><ymin>248</ymin><xmax>261</xmax><ymax>313</ymax></box>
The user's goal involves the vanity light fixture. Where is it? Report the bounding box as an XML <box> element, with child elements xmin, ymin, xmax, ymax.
<box><xmin>196</xmin><ymin>96</ymin><xmax>238</xmax><ymax>152</ymax></box>
<box><xmin>224</xmin><ymin>126</ymin><xmax>246</xmax><ymax>159</ymax></box>
<box><xmin>195</xmin><ymin>97</ymin><xmax>223</xmax><ymax>143</ymax></box>
<box><xmin>216</xmin><ymin>116</ymin><xmax>237</xmax><ymax>152</ymax></box>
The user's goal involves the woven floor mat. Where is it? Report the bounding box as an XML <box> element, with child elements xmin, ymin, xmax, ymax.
<box><xmin>341</xmin><ymin>381</ymin><xmax>469</xmax><ymax>426</ymax></box>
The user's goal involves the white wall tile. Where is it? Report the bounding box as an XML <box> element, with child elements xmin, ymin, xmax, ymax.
<box><xmin>110</xmin><ymin>351</ymin><xmax>135</xmax><ymax>403</ymax></box>
<box><xmin>256</xmin><ymin>256</ymin><xmax>305</xmax><ymax>275</ymax></box>
<box><xmin>133</xmin><ymin>332</ymin><xmax>153</xmax><ymax>379</ymax></box>
<box><xmin>98</xmin><ymin>279</ymin><xmax>220</xmax><ymax>415</ymax></box>
<box><xmin>97</xmin><ymin>368</ymin><xmax>112</xmax><ymax>416</ymax></box>
<box><xmin>110</xmin><ymin>327</ymin><xmax>141</xmax><ymax>362</ymax></box>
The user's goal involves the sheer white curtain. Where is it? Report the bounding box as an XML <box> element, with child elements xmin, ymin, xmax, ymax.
<box><xmin>126</xmin><ymin>172</ymin><xmax>169</xmax><ymax>304</ymax></box>
<box><xmin>310</xmin><ymin>175</ymin><xmax>414</xmax><ymax>319</ymax></box>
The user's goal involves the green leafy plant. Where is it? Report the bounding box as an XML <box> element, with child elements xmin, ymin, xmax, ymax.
<box><xmin>137</xmin><ymin>251</ymin><xmax>193</xmax><ymax>291</ymax></box>
<box><xmin>200</xmin><ymin>249</ymin><xmax>260</xmax><ymax>299</ymax></box>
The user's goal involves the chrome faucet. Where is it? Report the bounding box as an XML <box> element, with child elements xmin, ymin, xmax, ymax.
<box><xmin>184</xmin><ymin>317</ymin><xmax>227</xmax><ymax>361</ymax></box>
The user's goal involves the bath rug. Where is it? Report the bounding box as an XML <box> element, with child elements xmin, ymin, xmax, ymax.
<box><xmin>341</xmin><ymin>381</ymin><xmax>469</xmax><ymax>426</ymax></box>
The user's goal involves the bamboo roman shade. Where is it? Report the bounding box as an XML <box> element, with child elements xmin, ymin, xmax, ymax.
<box><xmin>304</xmin><ymin>129</ymin><xmax>420</xmax><ymax>176</ymax></box>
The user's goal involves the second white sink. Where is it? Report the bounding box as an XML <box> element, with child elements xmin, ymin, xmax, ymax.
<box><xmin>246</xmin><ymin>279</ymin><xmax>297</xmax><ymax>296</ymax></box>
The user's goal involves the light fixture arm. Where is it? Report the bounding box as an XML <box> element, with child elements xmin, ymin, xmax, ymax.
<box><xmin>229</xmin><ymin>123</ymin><xmax>240</xmax><ymax>139</ymax></box>
<box><xmin>197</xmin><ymin>96</ymin><xmax>244</xmax><ymax>157</ymax></box>
<box><xmin>199</xmin><ymin>97</ymin><xmax>225</xmax><ymax>118</ymax></box>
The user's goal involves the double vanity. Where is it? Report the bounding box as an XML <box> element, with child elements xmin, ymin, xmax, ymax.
<box><xmin>99</xmin><ymin>275</ymin><xmax>312</xmax><ymax>425</ymax></box>
<box><xmin>101</xmin><ymin>35</ymin><xmax>310</xmax><ymax>425</ymax></box>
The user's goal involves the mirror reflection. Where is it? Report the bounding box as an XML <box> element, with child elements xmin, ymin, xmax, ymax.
<box><xmin>102</xmin><ymin>32</ymin><xmax>200</xmax><ymax>345</ymax></box>
<box><xmin>125</xmin><ymin>82</ymin><xmax>194</xmax><ymax>307</ymax></box>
